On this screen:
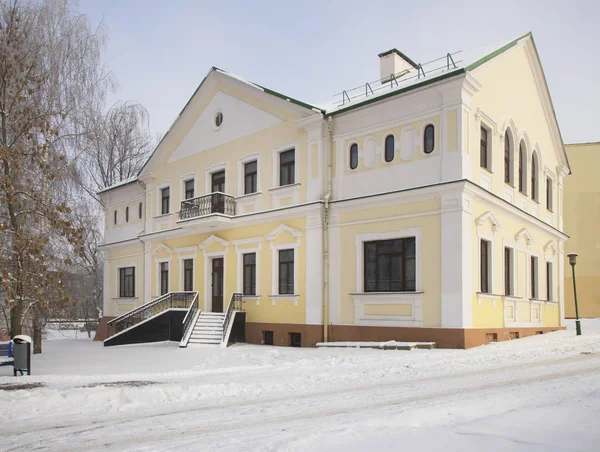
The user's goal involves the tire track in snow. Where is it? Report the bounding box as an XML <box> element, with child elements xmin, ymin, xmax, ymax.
<box><xmin>2</xmin><ymin>353</ymin><xmax>599</xmax><ymax>451</ymax></box>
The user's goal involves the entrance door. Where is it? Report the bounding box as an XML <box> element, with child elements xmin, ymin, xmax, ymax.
<box><xmin>211</xmin><ymin>258</ymin><xmax>224</xmax><ymax>312</ymax></box>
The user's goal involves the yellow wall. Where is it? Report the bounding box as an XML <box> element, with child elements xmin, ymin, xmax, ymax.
<box><xmin>337</xmin><ymin>198</ymin><xmax>442</xmax><ymax>327</ymax></box>
<box><xmin>470</xmin><ymin>198</ymin><xmax>561</xmax><ymax>328</ymax></box>
<box><xmin>564</xmin><ymin>142</ymin><xmax>600</xmax><ymax>318</ymax></box>
<box><xmin>148</xmin><ymin>217</ymin><xmax>307</xmax><ymax>325</ymax></box>
<box><xmin>106</xmin><ymin>243</ymin><xmax>144</xmax><ymax>316</ymax></box>
<box><xmin>469</xmin><ymin>42</ymin><xmax>562</xmax><ymax>221</ymax></box>
<box><xmin>148</xmin><ymin>82</ymin><xmax>308</xmax><ymax>228</ymax></box>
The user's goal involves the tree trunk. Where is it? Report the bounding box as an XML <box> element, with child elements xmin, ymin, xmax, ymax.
<box><xmin>10</xmin><ymin>304</ymin><xmax>22</xmax><ymax>338</ymax></box>
<box><xmin>33</xmin><ymin>314</ymin><xmax>42</xmax><ymax>354</ymax></box>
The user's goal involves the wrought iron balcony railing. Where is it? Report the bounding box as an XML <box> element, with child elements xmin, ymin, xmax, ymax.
<box><xmin>179</xmin><ymin>192</ymin><xmax>235</xmax><ymax>220</ymax></box>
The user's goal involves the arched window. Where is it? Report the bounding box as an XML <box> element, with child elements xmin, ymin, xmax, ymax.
<box><xmin>349</xmin><ymin>143</ymin><xmax>358</xmax><ymax>170</ymax></box>
<box><xmin>114</xmin><ymin>210</ymin><xmax>117</xmax><ymax>225</ymax></box>
<box><xmin>384</xmin><ymin>135</ymin><xmax>395</xmax><ymax>162</ymax></box>
<box><xmin>139</xmin><ymin>202</ymin><xmax>143</xmax><ymax>219</ymax></box>
<box><xmin>531</xmin><ymin>152</ymin><xmax>538</xmax><ymax>200</ymax></box>
<box><xmin>125</xmin><ymin>206</ymin><xmax>129</xmax><ymax>223</ymax></box>
<box><xmin>504</xmin><ymin>130</ymin><xmax>513</xmax><ymax>184</ymax></box>
<box><xmin>423</xmin><ymin>125</ymin><xmax>434</xmax><ymax>154</ymax></box>
<box><xmin>518</xmin><ymin>141</ymin><xmax>527</xmax><ymax>194</ymax></box>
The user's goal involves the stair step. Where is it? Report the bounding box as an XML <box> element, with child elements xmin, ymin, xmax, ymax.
<box><xmin>189</xmin><ymin>339</ymin><xmax>221</xmax><ymax>344</ymax></box>
<box><xmin>191</xmin><ymin>333</ymin><xmax>222</xmax><ymax>339</ymax></box>
<box><xmin>200</xmin><ymin>312</ymin><xmax>226</xmax><ymax>317</ymax></box>
<box><xmin>194</xmin><ymin>327</ymin><xmax>223</xmax><ymax>332</ymax></box>
<box><xmin>197</xmin><ymin>320</ymin><xmax>224</xmax><ymax>325</ymax></box>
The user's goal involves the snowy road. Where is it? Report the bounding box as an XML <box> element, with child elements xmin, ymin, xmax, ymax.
<box><xmin>1</xmin><ymin>321</ymin><xmax>599</xmax><ymax>451</ymax></box>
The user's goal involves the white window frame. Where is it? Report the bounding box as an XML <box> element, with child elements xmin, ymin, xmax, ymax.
<box><xmin>530</xmin><ymin>252</ymin><xmax>540</xmax><ymax>300</ymax></box>
<box><xmin>115</xmin><ymin>262</ymin><xmax>137</xmax><ymax>299</ymax></box>
<box><xmin>347</xmin><ymin>141</ymin><xmax>360</xmax><ymax>171</ymax></box>
<box><xmin>156</xmin><ymin>182</ymin><xmax>172</xmax><ymax>216</ymax></box>
<box><xmin>236</xmin><ymin>247</ymin><xmax>261</xmax><ymax>301</ymax></box>
<box><xmin>271</xmin><ymin>245</ymin><xmax>298</xmax><ymax>302</ymax></box>
<box><xmin>480</xmin><ymin>123</ymin><xmax>492</xmax><ymax>172</ymax></box>
<box><xmin>381</xmin><ymin>133</ymin><xmax>397</xmax><ymax>165</ymax></box>
<box><xmin>420</xmin><ymin>122</ymin><xmax>436</xmax><ymax>156</ymax></box>
<box><xmin>545</xmin><ymin>259</ymin><xmax>554</xmax><ymax>302</ymax></box>
<box><xmin>479</xmin><ymin>236</ymin><xmax>494</xmax><ymax>294</ymax></box>
<box><xmin>354</xmin><ymin>228</ymin><xmax>421</xmax><ymax>293</ymax></box>
<box><xmin>272</xmin><ymin>142</ymin><xmax>299</xmax><ymax>188</ymax></box>
<box><xmin>180</xmin><ymin>173</ymin><xmax>197</xmax><ymax>201</ymax></box>
<box><xmin>156</xmin><ymin>258</ymin><xmax>171</xmax><ymax>297</ymax></box>
<box><xmin>178</xmin><ymin>254</ymin><xmax>196</xmax><ymax>292</ymax></box>
<box><xmin>205</xmin><ymin>162</ymin><xmax>227</xmax><ymax>195</ymax></box>
<box><xmin>238</xmin><ymin>153</ymin><xmax>261</xmax><ymax>197</ymax></box>
<box><xmin>503</xmin><ymin>245</ymin><xmax>516</xmax><ymax>297</ymax></box>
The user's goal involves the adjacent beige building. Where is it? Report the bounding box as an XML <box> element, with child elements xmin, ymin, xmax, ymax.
<box><xmin>563</xmin><ymin>142</ymin><xmax>600</xmax><ymax>318</ymax></box>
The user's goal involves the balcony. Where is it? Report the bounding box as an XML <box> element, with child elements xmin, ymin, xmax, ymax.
<box><xmin>179</xmin><ymin>192</ymin><xmax>235</xmax><ymax>220</ymax></box>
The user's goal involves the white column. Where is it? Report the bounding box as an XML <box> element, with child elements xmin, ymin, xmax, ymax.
<box><xmin>102</xmin><ymin>250</ymin><xmax>110</xmax><ymax>316</ymax></box>
<box><xmin>144</xmin><ymin>241</ymin><xmax>152</xmax><ymax>303</ymax></box>
<box><xmin>327</xmin><ymin>214</ymin><xmax>341</xmax><ymax>325</ymax></box>
<box><xmin>305</xmin><ymin>214</ymin><xmax>323</xmax><ymax>324</ymax></box>
<box><xmin>558</xmin><ymin>240</ymin><xmax>565</xmax><ymax>326</ymax></box>
<box><xmin>440</xmin><ymin>188</ymin><xmax>472</xmax><ymax>328</ymax></box>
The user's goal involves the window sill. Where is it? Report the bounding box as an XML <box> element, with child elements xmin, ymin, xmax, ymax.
<box><xmin>502</xmin><ymin>295</ymin><xmax>523</xmax><ymax>301</ymax></box>
<box><xmin>111</xmin><ymin>297</ymin><xmax>138</xmax><ymax>300</ymax></box>
<box><xmin>532</xmin><ymin>198</ymin><xmax>540</xmax><ymax>205</ymax></box>
<box><xmin>350</xmin><ymin>291</ymin><xmax>423</xmax><ymax>295</ymax></box>
<box><xmin>268</xmin><ymin>183</ymin><xmax>301</xmax><ymax>193</ymax></box>
<box><xmin>505</xmin><ymin>182</ymin><xmax>515</xmax><ymax>188</ymax></box>
<box><xmin>480</xmin><ymin>167</ymin><xmax>493</xmax><ymax>175</ymax></box>
<box><xmin>235</xmin><ymin>192</ymin><xmax>262</xmax><ymax>200</ymax></box>
<box><xmin>153</xmin><ymin>213</ymin><xmax>172</xmax><ymax>219</ymax></box>
<box><xmin>268</xmin><ymin>294</ymin><xmax>299</xmax><ymax>306</ymax></box>
<box><xmin>477</xmin><ymin>292</ymin><xmax>502</xmax><ymax>298</ymax></box>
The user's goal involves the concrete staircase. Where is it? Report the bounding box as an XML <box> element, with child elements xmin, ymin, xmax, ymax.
<box><xmin>188</xmin><ymin>312</ymin><xmax>225</xmax><ymax>346</ymax></box>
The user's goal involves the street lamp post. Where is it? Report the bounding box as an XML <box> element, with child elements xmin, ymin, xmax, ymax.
<box><xmin>567</xmin><ymin>253</ymin><xmax>581</xmax><ymax>336</ymax></box>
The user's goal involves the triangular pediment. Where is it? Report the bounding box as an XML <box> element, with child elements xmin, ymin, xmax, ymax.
<box><xmin>167</xmin><ymin>90</ymin><xmax>283</xmax><ymax>163</ymax></box>
<box><xmin>198</xmin><ymin>234</ymin><xmax>229</xmax><ymax>250</ymax></box>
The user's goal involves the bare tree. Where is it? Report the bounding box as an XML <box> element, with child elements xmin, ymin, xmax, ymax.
<box><xmin>0</xmin><ymin>0</ymin><xmax>113</xmax><ymax>352</ymax></box>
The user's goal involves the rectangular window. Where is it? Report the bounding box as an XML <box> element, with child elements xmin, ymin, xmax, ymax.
<box><xmin>119</xmin><ymin>267</ymin><xmax>135</xmax><ymax>298</ymax></box>
<box><xmin>364</xmin><ymin>238</ymin><xmax>416</xmax><ymax>292</ymax></box>
<box><xmin>546</xmin><ymin>262</ymin><xmax>553</xmax><ymax>301</ymax></box>
<box><xmin>160</xmin><ymin>262</ymin><xmax>169</xmax><ymax>296</ymax></box>
<box><xmin>504</xmin><ymin>247</ymin><xmax>513</xmax><ymax>296</ymax></box>
<box><xmin>546</xmin><ymin>177</ymin><xmax>553</xmax><ymax>212</ymax></box>
<box><xmin>184</xmin><ymin>179</ymin><xmax>194</xmax><ymax>200</ymax></box>
<box><xmin>183</xmin><ymin>259</ymin><xmax>193</xmax><ymax>292</ymax></box>
<box><xmin>480</xmin><ymin>239</ymin><xmax>490</xmax><ymax>293</ymax></box>
<box><xmin>212</xmin><ymin>170</ymin><xmax>225</xmax><ymax>193</ymax></box>
<box><xmin>244</xmin><ymin>160</ymin><xmax>258</xmax><ymax>194</ymax></box>
<box><xmin>531</xmin><ymin>256</ymin><xmax>538</xmax><ymax>299</ymax></box>
<box><xmin>279</xmin><ymin>149</ymin><xmax>295</xmax><ymax>186</ymax></box>
<box><xmin>161</xmin><ymin>187</ymin><xmax>170</xmax><ymax>215</ymax></box>
<box><xmin>278</xmin><ymin>249</ymin><xmax>294</xmax><ymax>294</ymax></box>
<box><xmin>243</xmin><ymin>253</ymin><xmax>256</xmax><ymax>295</ymax></box>
<box><xmin>480</xmin><ymin>127</ymin><xmax>489</xmax><ymax>170</ymax></box>
<box><xmin>263</xmin><ymin>330</ymin><xmax>274</xmax><ymax>345</ymax></box>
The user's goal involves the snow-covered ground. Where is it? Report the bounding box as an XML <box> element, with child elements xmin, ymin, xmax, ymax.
<box><xmin>1</xmin><ymin>320</ymin><xmax>599</xmax><ymax>451</ymax></box>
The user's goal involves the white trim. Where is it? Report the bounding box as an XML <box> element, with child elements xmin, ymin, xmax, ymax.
<box><xmin>156</xmin><ymin>182</ymin><xmax>171</xmax><ymax>216</ymax></box>
<box><xmin>271</xmin><ymin>244</ymin><xmax>299</xmax><ymax>298</ymax></box>
<box><xmin>203</xmin><ymin>252</ymin><xmax>227</xmax><ymax>313</ymax></box>
<box><xmin>155</xmin><ymin>258</ymin><xmax>171</xmax><ymax>298</ymax></box>
<box><xmin>205</xmin><ymin>162</ymin><xmax>227</xmax><ymax>195</ymax></box>
<box><xmin>212</xmin><ymin>108</ymin><xmax>224</xmax><ymax>131</ymax></box>
<box><xmin>179</xmin><ymin>256</ymin><xmax>195</xmax><ymax>292</ymax></box>
<box><xmin>180</xmin><ymin>173</ymin><xmax>197</xmax><ymax>202</ymax></box>
<box><xmin>347</xmin><ymin>140</ymin><xmax>360</xmax><ymax>171</ymax></box>
<box><xmin>515</xmin><ymin>228</ymin><xmax>534</xmax><ymax>246</ymax></box>
<box><xmin>152</xmin><ymin>243</ymin><xmax>173</xmax><ymax>256</ymax></box>
<box><xmin>272</xmin><ymin>141</ymin><xmax>299</xmax><ymax>187</ymax></box>
<box><xmin>530</xmin><ymin>252</ymin><xmax>540</xmax><ymax>300</ymax></box>
<box><xmin>354</xmin><ymin>228</ymin><xmax>421</xmax><ymax>293</ymax></box>
<box><xmin>478</xmin><ymin>235</ymin><xmax>494</xmax><ymax>295</ymax></box>
<box><xmin>475</xmin><ymin>211</ymin><xmax>501</xmax><ymax>232</ymax></box>
<box><xmin>237</xmin><ymin>152</ymin><xmax>261</xmax><ymax>197</ymax></box>
<box><xmin>420</xmin><ymin>121</ymin><xmax>436</xmax><ymax>156</ymax></box>
<box><xmin>198</xmin><ymin>234</ymin><xmax>230</xmax><ymax>251</ymax></box>
<box><xmin>114</xmin><ymin>262</ymin><xmax>137</xmax><ymax>300</ymax></box>
<box><xmin>351</xmin><ymin>292</ymin><xmax>423</xmax><ymax>327</ymax></box>
<box><xmin>236</xmin><ymin>246</ymin><xmax>260</xmax><ymax>296</ymax></box>
<box><xmin>380</xmin><ymin>133</ymin><xmax>397</xmax><ymax>165</ymax></box>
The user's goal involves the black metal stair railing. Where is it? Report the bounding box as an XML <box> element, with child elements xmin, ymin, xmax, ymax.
<box><xmin>179</xmin><ymin>192</ymin><xmax>235</xmax><ymax>220</ymax></box>
<box><xmin>180</xmin><ymin>293</ymin><xmax>200</xmax><ymax>346</ymax></box>
<box><xmin>107</xmin><ymin>292</ymin><xmax>197</xmax><ymax>338</ymax></box>
<box><xmin>222</xmin><ymin>292</ymin><xmax>243</xmax><ymax>342</ymax></box>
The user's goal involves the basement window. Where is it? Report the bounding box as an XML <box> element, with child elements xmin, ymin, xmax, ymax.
<box><xmin>263</xmin><ymin>330</ymin><xmax>274</xmax><ymax>345</ymax></box>
<box><xmin>289</xmin><ymin>332</ymin><xmax>301</xmax><ymax>347</ymax></box>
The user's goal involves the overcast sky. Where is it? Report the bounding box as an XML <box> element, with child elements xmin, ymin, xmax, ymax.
<box><xmin>78</xmin><ymin>0</ymin><xmax>599</xmax><ymax>144</ymax></box>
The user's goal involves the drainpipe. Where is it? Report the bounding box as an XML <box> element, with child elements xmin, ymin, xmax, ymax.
<box><xmin>323</xmin><ymin>116</ymin><xmax>333</xmax><ymax>342</ymax></box>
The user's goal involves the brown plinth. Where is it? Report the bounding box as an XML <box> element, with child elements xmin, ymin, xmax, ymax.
<box><xmin>94</xmin><ymin>316</ymin><xmax>116</xmax><ymax>342</ymax></box>
<box><xmin>245</xmin><ymin>322</ymin><xmax>565</xmax><ymax>349</ymax></box>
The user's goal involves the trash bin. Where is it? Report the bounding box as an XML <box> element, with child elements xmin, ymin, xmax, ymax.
<box><xmin>12</xmin><ymin>335</ymin><xmax>31</xmax><ymax>376</ymax></box>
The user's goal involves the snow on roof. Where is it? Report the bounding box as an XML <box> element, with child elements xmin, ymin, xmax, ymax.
<box><xmin>97</xmin><ymin>176</ymin><xmax>140</xmax><ymax>195</ymax></box>
<box><xmin>319</xmin><ymin>32</ymin><xmax>531</xmax><ymax>115</ymax></box>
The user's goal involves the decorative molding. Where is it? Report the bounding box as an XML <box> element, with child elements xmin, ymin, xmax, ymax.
<box><xmin>475</xmin><ymin>211</ymin><xmax>501</xmax><ymax>232</ymax></box>
<box><xmin>515</xmin><ymin>228</ymin><xmax>534</xmax><ymax>246</ymax></box>
<box><xmin>151</xmin><ymin>243</ymin><xmax>173</xmax><ymax>256</ymax></box>
<box><xmin>198</xmin><ymin>234</ymin><xmax>230</xmax><ymax>252</ymax></box>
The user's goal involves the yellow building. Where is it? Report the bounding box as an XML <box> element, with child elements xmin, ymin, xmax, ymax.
<box><xmin>563</xmin><ymin>142</ymin><xmax>600</xmax><ymax>318</ymax></box>
<box><xmin>98</xmin><ymin>32</ymin><xmax>570</xmax><ymax>349</ymax></box>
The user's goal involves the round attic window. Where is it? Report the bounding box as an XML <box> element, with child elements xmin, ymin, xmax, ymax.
<box><xmin>213</xmin><ymin>110</ymin><xmax>223</xmax><ymax>130</ymax></box>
